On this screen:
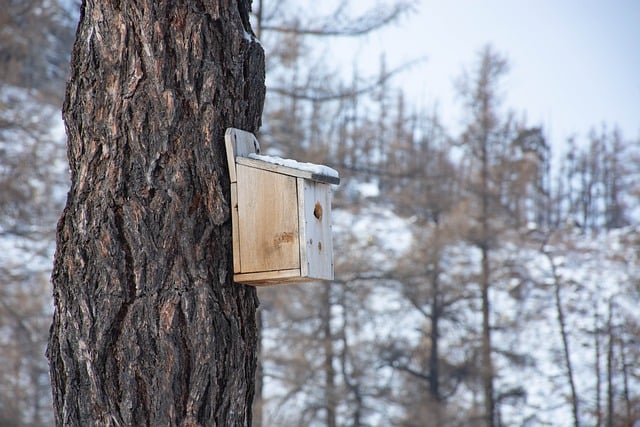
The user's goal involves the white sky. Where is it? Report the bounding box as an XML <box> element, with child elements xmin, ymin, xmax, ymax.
<box><xmin>335</xmin><ymin>0</ymin><xmax>640</xmax><ymax>148</ymax></box>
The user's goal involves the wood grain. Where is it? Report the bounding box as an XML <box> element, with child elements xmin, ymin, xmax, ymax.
<box><xmin>236</xmin><ymin>164</ymin><xmax>300</xmax><ymax>273</ymax></box>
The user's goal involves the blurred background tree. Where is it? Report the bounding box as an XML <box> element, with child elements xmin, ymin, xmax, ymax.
<box><xmin>0</xmin><ymin>1</ymin><xmax>74</xmax><ymax>425</ymax></box>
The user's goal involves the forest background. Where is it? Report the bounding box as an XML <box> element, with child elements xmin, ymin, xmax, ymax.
<box><xmin>1</xmin><ymin>0</ymin><xmax>639</xmax><ymax>426</ymax></box>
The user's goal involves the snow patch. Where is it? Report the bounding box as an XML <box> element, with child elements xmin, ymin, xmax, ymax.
<box><xmin>355</xmin><ymin>181</ymin><xmax>380</xmax><ymax>198</ymax></box>
<box><xmin>333</xmin><ymin>206</ymin><xmax>412</xmax><ymax>271</ymax></box>
<box><xmin>242</xmin><ymin>29</ymin><xmax>262</xmax><ymax>46</ymax></box>
<box><xmin>248</xmin><ymin>153</ymin><xmax>339</xmax><ymax>179</ymax></box>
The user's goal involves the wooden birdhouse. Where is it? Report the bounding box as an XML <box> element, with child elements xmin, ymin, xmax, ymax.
<box><xmin>225</xmin><ymin>128</ymin><xmax>340</xmax><ymax>286</ymax></box>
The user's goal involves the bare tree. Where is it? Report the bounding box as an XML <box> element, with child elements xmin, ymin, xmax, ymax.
<box><xmin>541</xmin><ymin>238</ymin><xmax>580</xmax><ymax>427</ymax></box>
<box><xmin>456</xmin><ymin>45</ymin><xmax>512</xmax><ymax>427</ymax></box>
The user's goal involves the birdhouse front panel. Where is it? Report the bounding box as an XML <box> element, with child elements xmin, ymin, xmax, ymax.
<box><xmin>235</xmin><ymin>164</ymin><xmax>300</xmax><ymax>274</ymax></box>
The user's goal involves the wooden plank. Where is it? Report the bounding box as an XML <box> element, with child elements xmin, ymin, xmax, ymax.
<box><xmin>235</xmin><ymin>273</ymin><xmax>322</xmax><ymax>286</ymax></box>
<box><xmin>224</xmin><ymin>128</ymin><xmax>260</xmax><ymax>183</ymax></box>
<box><xmin>236</xmin><ymin>156</ymin><xmax>340</xmax><ymax>185</ymax></box>
<box><xmin>234</xmin><ymin>269</ymin><xmax>302</xmax><ymax>285</ymax></box>
<box><xmin>236</xmin><ymin>164</ymin><xmax>300</xmax><ymax>273</ymax></box>
<box><xmin>230</xmin><ymin>182</ymin><xmax>241</xmax><ymax>274</ymax></box>
<box><xmin>301</xmin><ymin>180</ymin><xmax>334</xmax><ymax>280</ymax></box>
<box><xmin>297</xmin><ymin>178</ymin><xmax>308</xmax><ymax>278</ymax></box>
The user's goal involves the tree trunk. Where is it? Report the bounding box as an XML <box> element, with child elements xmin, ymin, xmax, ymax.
<box><xmin>47</xmin><ymin>1</ymin><xmax>265</xmax><ymax>425</ymax></box>
<box><xmin>322</xmin><ymin>283</ymin><xmax>337</xmax><ymax>427</ymax></box>
<box><xmin>595</xmin><ymin>307</ymin><xmax>602</xmax><ymax>427</ymax></box>
<box><xmin>546</xmin><ymin>249</ymin><xmax>580</xmax><ymax>427</ymax></box>
<box><xmin>428</xmin><ymin>289</ymin><xmax>440</xmax><ymax>401</ymax></box>
<box><xmin>619</xmin><ymin>336</ymin><xmax>632</xmax><ymax>426</ymax></box>
<box><xmin>480</xmin><ymin>122</ymin><xmax>495</xmax><ymax>427</ymax></box>
<box><xmin>429</xmin><ymin>278</ymin><xmax>443</xmax><ymax>425</ymax></box>
<box><xmin>481</xmin><ymin>244</ymin><xmax>494</xmax><ymax>427</ymax></box>
<box><xmin>606</xmin><ymin>302</ymin><xmax>614</xmax><ymax>427</ymax></box>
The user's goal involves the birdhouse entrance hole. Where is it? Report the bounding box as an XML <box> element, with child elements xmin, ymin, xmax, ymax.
<box><xmin>313</xmin><ymin>202</ymin><xmax>323</xmax><ymax>220</ymax></box>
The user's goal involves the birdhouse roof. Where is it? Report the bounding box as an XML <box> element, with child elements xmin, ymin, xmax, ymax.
<box><xmin>241</xmin><ymin>153</ymin><xmax>340</xmax><ymax>185</ymax></box>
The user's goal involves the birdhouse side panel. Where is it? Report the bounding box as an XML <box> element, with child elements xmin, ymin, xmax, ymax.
<box><xmin>236</xmin><ymin>165</ymin><xmax>300</xmax><ymax>274</ymax></box>
<box><xmin>300</xmin><ymin>180</ymin><xmax>334</xmax><ymax>280</ymax></box>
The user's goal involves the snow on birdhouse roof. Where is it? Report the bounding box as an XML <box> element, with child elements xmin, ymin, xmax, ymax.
<box><xmin>246</xmin><ymin>153</ymin><xmax>340</xmax><ymax>185</ymax></box>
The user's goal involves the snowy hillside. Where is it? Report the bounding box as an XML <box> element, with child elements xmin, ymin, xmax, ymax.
<box><xmin>260</xmin><ymin>192</ymin><xmax>640</xmax><ymax>426</ymax></box>
<box><xmin>0</xmin><ymin>85</ymin><xmax>68</xmax><ymax>425</ymax></box>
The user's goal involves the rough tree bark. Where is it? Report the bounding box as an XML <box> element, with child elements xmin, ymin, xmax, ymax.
<box><xmin>47</xmin><ymin>1</ymin><xmax>265</xmax><ymax>425</ymax></box>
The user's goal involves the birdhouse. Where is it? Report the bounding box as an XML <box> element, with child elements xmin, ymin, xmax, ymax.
<box><xmin>225</xmin><ymin>128</ymin><xmax>340</xmax><ymax>286</ymax></box>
